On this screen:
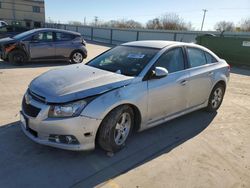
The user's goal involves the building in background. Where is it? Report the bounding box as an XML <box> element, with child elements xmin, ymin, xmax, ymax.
<box><xmin>0</xmin><ymin>0</ymin><xmax>45</xmax><ymax>28</ymax></box>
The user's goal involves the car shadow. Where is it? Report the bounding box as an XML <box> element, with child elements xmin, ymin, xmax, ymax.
<box><xmin>86</xmin><ymin>40</ymin><xmax>115</xmax><ymax>48</ymax></box>
<box><xmin>0</xmin><ymin>60</ymin><xmax>72</xmax><ymax>69</ymax></box>
<box><xmin>0</xmin><ymin>110</ymin><xmax>217</xmax><ymax>188</ymax></box>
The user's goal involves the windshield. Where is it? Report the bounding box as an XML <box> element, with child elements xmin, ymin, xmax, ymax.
<box><xmin>87</xmin><ymin>46</ymin><xmax>159</xmax><ymax>76</ymax></box>
<box><xmin>12</xmin><ymin>30</ymin><xmax>36</xmax><ymax>40</ymax></box>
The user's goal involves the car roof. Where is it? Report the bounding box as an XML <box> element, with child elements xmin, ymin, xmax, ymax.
<box><xmin>122</xmin><ymin>40</ymin><xmax>220</xmax><ymax>60</ymax></box>
<box><xmin>122</xmin><ymin>40</ymin><xmax>192</xmax><ymax>49</ymax></box>
<box><xmin>29</xmin><ymin>28</ymin><xmax>81</xmax><ymax>36</ymax></box>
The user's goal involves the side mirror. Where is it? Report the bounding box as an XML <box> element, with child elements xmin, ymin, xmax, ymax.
<box><xmin>152</xmin><ymin>67</ymin><xmax>169</xmax><ymax>79</ymax></box>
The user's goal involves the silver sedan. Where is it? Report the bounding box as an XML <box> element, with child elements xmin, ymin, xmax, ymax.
<box><xmin>20</xmin><ymin>40</ymin><xmax>230</xmax><ymax>152</ymax></box>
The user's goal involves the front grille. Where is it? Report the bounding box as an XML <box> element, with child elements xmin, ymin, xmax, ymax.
<box><xmin>22</xmin><ymin>98</ymin><xmax>41</xmax><ymax>117</ymax></box>
<box><xmin>28</xmin><ymin>89</ymin><xmax>46</xmax><ymax>104</ymax></box>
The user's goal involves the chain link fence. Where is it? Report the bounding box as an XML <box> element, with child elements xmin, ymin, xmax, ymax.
<box><xmin>45</xmin><ymin>23</ymin><xmax>250</xmax><ymax>45</ymax></box>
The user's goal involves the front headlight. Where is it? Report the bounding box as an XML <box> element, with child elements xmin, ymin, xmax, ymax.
<box><xmin>48</xmin><ymin>100</ymin><xmax>87</xmax><ymax>118</ymax></box>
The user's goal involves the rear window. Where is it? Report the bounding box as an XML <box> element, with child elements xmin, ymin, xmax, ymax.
<box><xmin>204</xmin><ymin>52</ymin><xmax>217</xmax><ymax>64</ymax></box>
<box><xmin>187</xmin><ymin>47</ymin><xmax>207</xmax><ymax>68</ymax></box>
<box><xmin>56</xmin><ymin>32</ymin><xmax>75</xmax><ymax>41</ymax></box>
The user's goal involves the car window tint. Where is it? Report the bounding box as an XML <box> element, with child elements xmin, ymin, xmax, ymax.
<box><xmin>187</xmin><ymin>48</ymin><xmax>207</xmax><ymax>68</ymax></box>
<box><xmin>56</xmin><ymin>32</ymin><xmax>74</xmax><ymax>41</ymax></box>
<box><xmin>205</xmin><ymin>52</ymin><xmax>217</xmax><ymax>64</ymax></box>
<box><xmin>32</xmin><ymin>32</ymin><xmax>53</xmax><ymax>42</ymax></box>
<box><xmin>154</xmin><ymin>48</ymin><xmax>185</xmax><ymax>73</ymax></box>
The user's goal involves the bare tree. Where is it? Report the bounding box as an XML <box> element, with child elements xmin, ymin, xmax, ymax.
<box><xmin>99</xmin><ymin>19</ymin><xmax>143</xmax><ymax>29</ymax></box>
<box><xmin>161</xmin><ymin>13</ymin><xmax>185</xmax><ymax>30</ymax></box>
<box><xmin>214</xmin><ymin>21</ymin><xmax>235</xmax><ymax>32</ymax></box>
<box><xmin>146</xmin><ymin>18</ymin><xmax>162</xmax><ymax>29</ymax></box>
<box><xmin>125</xmin><ymin>20</ymin><xmax>143</xmax><ymax>29</ymax></box>
<box><xmin>68</xmin><ymin>21</ymin><xmax>83</xmax><ymax>26</ymax></box>
<box><xmin>146</xmin><ymin>13</ymin><xmax>192</xmax><ymax>30</ymax></box>
<box><xmin>240</xmin><ymin>18</ymin><xmax>250</xmax><ymax>32</ymax></box>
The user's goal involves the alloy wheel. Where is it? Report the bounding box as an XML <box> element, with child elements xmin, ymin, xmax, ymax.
<box><xmin>114</xmin><ymin>112</ymin><xmax>132</xmax><ymax>145</ymax></box>
<box><xmin>72</xmin><ymin>52</ymin><xmax>83</xmax><ymax>63</ymax></box>
<box><xmin>211</xmin><ymin>87</ymin><xmax>223</xmax><ymax>108</ymax></box>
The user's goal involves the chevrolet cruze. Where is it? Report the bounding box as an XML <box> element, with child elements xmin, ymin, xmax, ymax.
<box><xmin>20</xmin><ymin>40</ymin><xmax>230</xmax><ymax>152</ymax></box>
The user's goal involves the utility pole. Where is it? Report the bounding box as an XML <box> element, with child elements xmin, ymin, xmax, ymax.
<box><xmin>94</xmin><ymin>16</ymin><xmax>98</xmax><ymax>26</ymax></box>
<box><xmin>84</xmin><ymin>17</ymin><xmax>86</xmax><ymax>25</ymax></box>
<box><xmin>201</xmin><ymin>9</ymin><xmax>208</xmax><ymax>31</ymax></box>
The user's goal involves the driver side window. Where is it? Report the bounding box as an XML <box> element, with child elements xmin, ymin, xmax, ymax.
<box><xmin>154</xmin><ymin>48</ymin><xmax>185</xmax><ymax>73</ymax></box>
<box><xmin>31</xmin><ymin>32</ymin><xmax>53</xmax><ymax>42</ymax></box>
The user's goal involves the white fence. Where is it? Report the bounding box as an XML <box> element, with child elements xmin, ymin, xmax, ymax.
<box><xmin>45</xmin><ymin>23</ymin><xmax>250</xmax><ymax>44</ymax></box>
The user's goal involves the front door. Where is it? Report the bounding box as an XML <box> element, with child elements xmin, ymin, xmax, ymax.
<box><xmin>29</xmin><ymin>31</ymin><xmax>55</xmax><ymax>60</ymax></box>
<box><xmin>147</xmin><ymin>47</ymin><xmax>189</xmax><ymax>124</ymax></box>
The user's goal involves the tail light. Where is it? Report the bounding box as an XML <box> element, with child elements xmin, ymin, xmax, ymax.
<box><xmin>81</xmin><ymin>39</ymin><xmax>86</xmax><ymax>46</ymax></box>
<box><xmin>227</xmin><ymin>64</ymin><xmax>231</xmax><ymax>72</ymax></box>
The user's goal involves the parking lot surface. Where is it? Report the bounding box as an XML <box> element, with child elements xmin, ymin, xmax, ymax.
<box><xmin>0</xmin><ymin>42</ymin><xmax>249</xmax><ymax>188</ymax></box>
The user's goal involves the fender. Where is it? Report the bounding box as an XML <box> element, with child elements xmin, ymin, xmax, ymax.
<box><xmin>6</xmin><ymin>42</ymin><xmax>29</xmax><ymax>59</ymax></box>
<box><xmin>81</xmin><ymin>80</ymin><xmax>148</xmax><ymax>128</ymax></box>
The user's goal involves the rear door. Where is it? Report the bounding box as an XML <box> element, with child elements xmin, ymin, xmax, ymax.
<box><xmin>147</xmin><ymin>47</ymin><xmax>190</xmax><ymax>123</ymax></box>
<box><xmin>185</xmin><ymin>47</ymin><xmax>214</xmax><ymax>108</ymax></box>
<box><xmin>29</xmin><ymin>31</ymin><xmax>55</xmax><ymax>59</ymax></box>
<box><xmin>54</xmin><ymin>32</ymin><xmax>76</xmax><ymax>58</ymax></box>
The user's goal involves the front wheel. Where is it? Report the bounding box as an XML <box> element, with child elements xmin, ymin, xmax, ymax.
<box><xmin>97</xmin><ymin>105</ymin><xmax>134</xmax><ymax>152</ymax></box>
<box><xmin>206</xmin><ymin>83</ymin><xmax>225</xmax><ymax>112</ymax></box>
<box><xmin>8</xmin><ymin>50</ymin><xmax>27</xmax><ymax>65</ymax></box>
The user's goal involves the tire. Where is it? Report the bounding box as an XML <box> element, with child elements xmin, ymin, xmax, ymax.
<box><xmin>97</xmin><ymin>105</ymin><xmax>134</xmax><ymax>152</ymax></box>
<box><xmin>206</xmin><ymin>83</ymin><xmax>225</xmax><ymax>112</ymax></box>
<box><xmin>70</xmin><ymin>51</ymin><xmax>85</xmax><ymax>64</ymax></box>
<box><xmin>8</xmin><ymin>50</ymin><xmax>27</xmax><ymax>65</ymax></box>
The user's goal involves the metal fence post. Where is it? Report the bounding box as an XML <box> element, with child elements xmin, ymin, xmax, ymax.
<box><xmin>64</xmin><ymin>24</ymin><xmax>66</xmax><ymax>30</ymax></box>
<box><xmin>91</xmin><ymin>27</ymin><xmax>94</xmax><ymax>41</ymax></box>
<box><xmin>76</xmin><ymin>26</ymin><xmax>78</xmax><ymax>32</ymax></box>
<box><xmin>110</xmin><ymin>29</ymin><xmax>113</xmax><ymax>44</ymax></box>
<box><xmin>173</xmin><ymin>33</ymin><xmax>177</xmax><ymax>41</ymax></box>
<box><xmin>136</xmin><ymin>31</ymin><xmax>139</xmax><ymax>41</ymax></box>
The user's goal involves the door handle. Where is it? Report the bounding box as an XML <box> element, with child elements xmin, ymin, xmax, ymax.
<box><xmin>208</xmin><ymin>71</ymin><xmax>214</xmax><ymax>76</ymax></box>
<box><xmin>180</xmin><ymin>80</ymin><xmax>188</xmax><ymax>86</ymax></box>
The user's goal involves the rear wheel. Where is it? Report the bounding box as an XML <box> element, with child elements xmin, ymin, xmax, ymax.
<box><xmin>8</xmin><ymin>50</ymin><xmax>27</xmax><ymax>65</ymax></box>
<box><xmin>97</xmin><ymin>105</ymin><xmax>134</xmax><ymax>152</ymax></box>
<box><xmin>70</xmin><ymin>51</ymin><xmax>84</xmax><ymax>64</ymax></box>
<box><xmin>206</xmin><ymin>83</ymin><xmax>225</xmax><ymax>112</ymax></box>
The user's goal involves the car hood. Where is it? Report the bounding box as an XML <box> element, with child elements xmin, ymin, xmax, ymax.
<box><xmin>29</xmin><ymin>64</ymin><xmax>134</xmax><ymax>103</ymax></box>
<box><xmin>0</xmin><ymin>37</ymin><xmax>16</xmax><ymax>45</ymax></box>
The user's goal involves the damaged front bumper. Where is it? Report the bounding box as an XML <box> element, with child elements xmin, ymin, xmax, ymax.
<box><xmin>20</xmin><ymin>95</ymin><xmax>102</xmax><ymax>151</ymax></box>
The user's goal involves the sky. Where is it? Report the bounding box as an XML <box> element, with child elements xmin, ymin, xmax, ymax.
<box><xmin>45</xmin><ymin>0</ymin><xmax>250</xmax><ymax>31</ymax></box>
